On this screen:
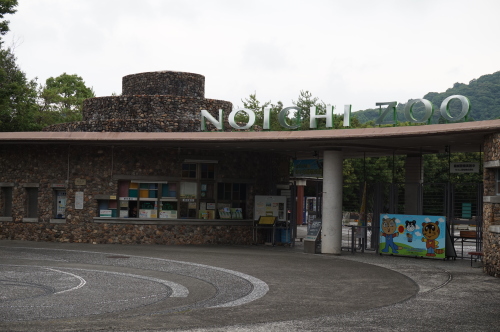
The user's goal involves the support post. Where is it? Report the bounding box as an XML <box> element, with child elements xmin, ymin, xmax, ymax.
<box><xmin>296</xmin><ymin>180</ymin><xmax>306</xmax><ymax>226</ymax></box>
<box><xmin>321</xmin><ymin>150</ymin><xmax>343</xmax><ymax>255</ymax></box>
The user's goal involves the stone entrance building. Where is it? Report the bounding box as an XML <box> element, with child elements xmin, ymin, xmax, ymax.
<box><xmin>0</xmin><ymin>70</ymin><xmax>500</xmax><ymax>278</ymax></box>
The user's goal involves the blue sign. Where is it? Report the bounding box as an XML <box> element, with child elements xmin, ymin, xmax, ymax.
<box><xmin>293</xmin><ymin>159</ymin><xmax>323</xmax><ymax>177</ymax></box>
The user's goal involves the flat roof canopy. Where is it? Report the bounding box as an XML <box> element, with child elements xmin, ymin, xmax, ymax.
<box><xmin>2</xmin><ymin>120</ymin><xmax>500</xmax><ymax>159</ymax></box>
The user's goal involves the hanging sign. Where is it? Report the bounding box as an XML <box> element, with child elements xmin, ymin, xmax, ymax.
<box><xmin>293</xmin><ymin>159</ymin><xmax>323</xmax><ymax>177</ymax></box>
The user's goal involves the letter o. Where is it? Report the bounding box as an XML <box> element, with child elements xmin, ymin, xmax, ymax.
<box><xmin>278</xmin><ymin>107</ymin><xmax>300</xmax><ymax>129</ymax></box>
<box><xmin>228</xmin><ymin>109</ymin><xmax>256</xmax><ymax>130</ymax></box>
<box><xmin>439</xmin><ymin>95</ymin><xmax>470</xmax><ymax>122</ymax></box>
<box><xmin>404</xmin><ymin>99</ymin><xmax>434</xmax><ymax>123</ymax></box>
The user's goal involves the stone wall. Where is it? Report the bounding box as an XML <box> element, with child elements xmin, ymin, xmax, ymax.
<box><xmin>0</xmin><ymin>222</ymin><xmax>252</xmax><ymax>245</ymax></box>
<box><xmin>482</xmin><ymin>133</ymin><xmax>500</xmax><ymax>277</ymax></box>
<box><xmin>0</xmin><ymin>144</ymin><xmax>289</xmax><ymax>245</ymax></box>
<box><xmin>43</xmin><ymin>96</ymin><xmax>232</xmax><ymax>132</ymax></box>
<box><xmin>122</xmin><ymin>71</ymin><xmax>205</xmax><ymax>98</ymax></box>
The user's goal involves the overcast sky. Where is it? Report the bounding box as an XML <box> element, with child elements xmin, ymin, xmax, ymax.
<box><xmin>6</xmin><ymin>0</ymin><xmax>500</xmax><ymax>112</ymax></box>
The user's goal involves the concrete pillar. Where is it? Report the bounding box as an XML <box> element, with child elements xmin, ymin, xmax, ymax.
<box><xmin>321</xmin><ymin>150</ymin><xmax>343</xmax><ymax>255</ymax></box>
<box><xmin>405</xmin><ymin>154</ymin><xmax>423</xmax><ymax>215</ymax></box>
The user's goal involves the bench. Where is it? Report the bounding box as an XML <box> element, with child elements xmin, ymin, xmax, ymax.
<box><xmin>459</xmin><ymin>230</ymin><xmax>478</xmax><ymax>258</ymax></box>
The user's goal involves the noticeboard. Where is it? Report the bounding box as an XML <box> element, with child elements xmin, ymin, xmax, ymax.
<box><xmin>379</xmin><ymin>214</ymin><xmax>446</xmax><ymax>259</ymax></box>
<box><xmin>254</xmin><ymin>195</ymin><xmax>287</xmax><ymax>221</ymax></box>
<box><xmin>305</xmin><ymin>219</ymin><xmax>322</xmax><ymax>241</ymax></box>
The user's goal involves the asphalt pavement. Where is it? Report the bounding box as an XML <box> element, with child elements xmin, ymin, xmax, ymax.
<box><xmin>0</xmin><ymin>228</ymin><xmax>499</xmax><ymax>331</ymax></box>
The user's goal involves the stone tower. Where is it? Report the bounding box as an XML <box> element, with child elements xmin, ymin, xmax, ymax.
<box><xmin>43</xmin><ymin>71</ymin><xmax>232</xmax><ymax>132</ymax></box>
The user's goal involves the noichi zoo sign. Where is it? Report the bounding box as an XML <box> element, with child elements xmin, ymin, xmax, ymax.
<box><xmin>200</xmin><ymin>95</ymin><xmax>471</xmax><ymax>131</ymax></box>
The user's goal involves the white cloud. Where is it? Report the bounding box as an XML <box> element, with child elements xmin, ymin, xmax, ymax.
<box><xmin>6</xmin><ymin>0</ymin><xmax>500</xmax><ymax>111</ymax></box>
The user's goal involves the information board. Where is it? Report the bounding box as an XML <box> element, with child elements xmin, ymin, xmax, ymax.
<box><xmin>305</xmin><ymin>219</ymin><xmax>322</xmax><ymax>241</ymax></box>
<box><xmin>254</xmin><ymin>195</ymin><xmax>287</xmax><ymax>221</ymax></box>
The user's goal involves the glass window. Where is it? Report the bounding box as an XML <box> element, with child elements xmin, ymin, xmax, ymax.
<box><xmin>1</xmin><ymin>187</ymin><xmax>12</xmax><ymax>217</ymax></box>
<box><xmin>26</xmin><ymin>187</ymin><xmax>38</xmax><ymax>218</ymax></box>
<box><xmin>201</xmin><ymin>163</ymin><xmax>215</xmax><ymax>179</ymax></box>
<box><xmin>98</xmin><ymin>199</ymin><xmax>117</xmax><ymax>217</ymax></box>
<box><xmin>217</xmin><ymin>183</ymin><xmax>247</xmax><ymax>201</ymax></box>
<box><xmin>54</xmin><ymin>190</ymin><xmax>66</xmax><ymax>219</ymax></box>
<box><xmin>182</xmin><ymin>163</ymin><xmax>197</xmax><ymax>178</ymax></box>
<box><xmin>114</xmin><ymin>180</ymin><xmax>182</xmax><ymax>219</ymax></box>
<box><xmin>180</xmin><ymin>201</ymin><xmax>197</xmax><ymax>218</ymax></box>
<box><xmin>180</xmin><ymin>182</ymin><xmax>197</xmax><ymax>199</ymax></box>
<box><xmin>200</xmin><ymin>183</ymin><xmax>214</xmax><ymax>199</ymax></box>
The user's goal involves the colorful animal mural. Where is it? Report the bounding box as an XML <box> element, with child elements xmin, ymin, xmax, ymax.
<box><xmin>379</xmin><ymin>214</ymin><xmax>446</xmax><ymax>259</ymax></box>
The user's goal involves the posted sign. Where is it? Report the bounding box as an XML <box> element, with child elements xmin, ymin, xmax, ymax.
<box><xmin>379</xmin><ymin>214</ymin><xmax>446</xmax><ymax>259</ymax></box>
<box><xmin>450</xmin><ymin>162</ymin><xmax>479</xmax><ymax>173</ymax></box>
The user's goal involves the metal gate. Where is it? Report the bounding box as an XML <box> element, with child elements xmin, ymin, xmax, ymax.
<box><xmin>337</xmin><ymin>181</ymin><xmax>483</xmax><ymax>253</ymax></box>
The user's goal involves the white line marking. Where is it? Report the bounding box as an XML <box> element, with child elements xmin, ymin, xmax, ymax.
<box><xmin>1</xmin><ymin>264</ymin><xmax>188</xmax><ymax>298</ymax></box>
<box><xmin>1</xmin><ymin>247</ymin><xmax>268</xmax><ymax>306</ymax></box>
<box><xmin>46</xmin><ymin>268</ymin><xmax>87</xmax><ymax>295</ymax></box>
<box><xmin>81</xmin><ymin>269</ymin><xmax>189</xmax><ymax>298</ymax></box>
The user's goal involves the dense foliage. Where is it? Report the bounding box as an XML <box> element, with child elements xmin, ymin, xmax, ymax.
<box><xmin>353</xmin><ymin>71</ymin><xmax>500</xmax><ymax>124</ymax></box>
<box><xmin>0</xmin><ymin>0</ymin><xmax>94</xmax><ymax>131</ymax></box>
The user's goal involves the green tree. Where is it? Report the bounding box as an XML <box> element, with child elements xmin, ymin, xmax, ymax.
<box><xmin>39</xmin><ymin>73</ymin><xmax>95</xmax><ymax>122</ymax></box>
<box><xmin>0</xmin><ymin>0</ymin><xmax>17</xmax><ymax>43</ymax></box>
<box><xmin>239</xmin><ymin>93</ymin><xmax>284</xmax><ymax>130</ymax></box>
<box><xmin>292</xmin><ymin>90</ymin><xmax>326</xmax><ymax>130</ymax></box>
<box><xmin>0</xmin><ymin>47</ymin><xmax>39</xmax><ymax>131</ymax></box>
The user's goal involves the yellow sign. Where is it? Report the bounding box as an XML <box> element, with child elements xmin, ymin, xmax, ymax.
<box><xmin>258</xmin><ymin>216</ymin><xmax>277</xmax><ymax>225</ymax></box>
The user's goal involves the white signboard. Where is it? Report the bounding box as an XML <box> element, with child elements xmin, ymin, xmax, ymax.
<box><xmin>450</xmin><ymin>162</ymin><xmax>479</xmax><ymax>173</ymax></box>
<box><xmin>75</xmin><ymin>191</ymin><xmax>84</xmax><ymax>209</ymax></box>
<box><xmin>254</xmin><ymin>195</ymin><xmax>287</xmax><ymax>221</ymax></box>
<box><xmin>100</xmin><ymin>209</ymin><xmax>112</xmax><ymax>217</ymax></box>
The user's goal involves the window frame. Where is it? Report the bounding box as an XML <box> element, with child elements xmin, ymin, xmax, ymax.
<box><xmin>0</xmin><ymin>185</ymin><xmax>13</xmax><ymax>218</ymax></box>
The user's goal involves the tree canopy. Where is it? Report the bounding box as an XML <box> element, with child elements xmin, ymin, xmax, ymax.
<box><xmin>39</xmin><ymin>73</ymin><xmax>95</xmax><ymax>123</ymax></box>
<box><xmin>0</xmin><ymin>0</ymin><xmax>17</xmax><ymax>42</ymax></box>
<box><xmin>0</xmin><ymin>47</ymin><xmax>39</xmax><ymax>131</ymax></box>
<box><xmin>0</xmin><ymin>0</ymin><xmax>95</xmax><ymax>131</ymax></box>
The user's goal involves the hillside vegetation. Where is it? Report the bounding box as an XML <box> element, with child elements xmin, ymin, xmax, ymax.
<box><xmin>353</xmin><ymin>71</ymin><xmax>500</xmax><ymax>124</ymax></box>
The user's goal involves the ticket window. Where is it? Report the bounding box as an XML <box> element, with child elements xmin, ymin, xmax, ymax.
<box><xmin>55</xmin><ymin>190</ymin><xmax>67</xmax><ymax>219</ymax></box>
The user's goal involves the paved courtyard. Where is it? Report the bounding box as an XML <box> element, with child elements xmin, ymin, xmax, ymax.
<box><xmin>0</xmin><ymin>236</ymin><xmax>499</xmax><ymax>331</ymax></box>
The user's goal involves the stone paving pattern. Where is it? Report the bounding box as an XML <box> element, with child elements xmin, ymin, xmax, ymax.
<box><xmin>1</xmin><ymin>240</ymin><xmax>499</xmax><ymax>331</ymax></box>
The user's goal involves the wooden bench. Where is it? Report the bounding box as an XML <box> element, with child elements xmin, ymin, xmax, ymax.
<box><xmin>468</xmin><ymin>251</ymin><xmax>483</xmax><ymax>266</ymax></box>
<box><xmin>459</xmin><ymin>230</ymin><xmax>478</xmax><ymax>258</ymax></box>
